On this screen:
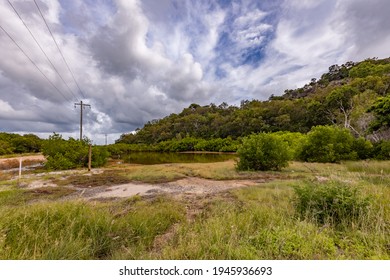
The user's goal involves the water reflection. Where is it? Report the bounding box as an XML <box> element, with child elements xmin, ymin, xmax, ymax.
<box><xmin>122</xmin><ymin>152</ymin><xmax>237</xmax><ymax>165</ymax></box>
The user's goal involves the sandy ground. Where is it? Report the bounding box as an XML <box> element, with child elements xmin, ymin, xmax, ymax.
<box><xmin>86</xmin><ymin>177</ymin><xmax>265</xmax><ymax>199</ymax></box>
<box><xmin>1</xmin><ymin>155</ymin><xmax>264</xmax><ymax>199</ymax></box>
<box><xmin>19</xmin><ymin>171</ymin><xmax>265</xmax><ymax>200</ymax></box>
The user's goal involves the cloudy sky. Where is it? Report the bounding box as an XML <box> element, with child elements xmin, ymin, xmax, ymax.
<box><xmin>0</xmin><ymin>0</ymin><xmax>389</xmax><ymax>144</ymax></box>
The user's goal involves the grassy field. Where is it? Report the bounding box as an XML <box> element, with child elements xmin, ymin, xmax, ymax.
<box><xmin>0</xmin><ymin>160</ymin><xmax>389</xmax><ymax>259</ymax></box>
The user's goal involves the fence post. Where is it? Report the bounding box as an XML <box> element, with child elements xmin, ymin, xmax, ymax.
<box><xmin>19</xmin><ymin>158</ymin><xmax>22</xmax><ymax>179</ymax></box>
<box><xmin>88</xmin><ymin>144</ymin><xmax>92</xmax><ymax>171</ymax></box>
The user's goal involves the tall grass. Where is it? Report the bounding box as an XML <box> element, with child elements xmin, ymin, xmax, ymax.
<box><xmin>344</xmin><ymin>160</ymin><xmax>390</xmax><ymax>174</ymax></box>
<box><xmin>157</xmin><ymin>182</ymin><xmax>389</xmax><ymax>260</ymax></box>
<box><xmin>0</xmin><ymin>197</ymin><xmax>184</xmax><ymax>259</ymax></box>
<box><xmin>292</xmin><ymin>181</ymin><xmax>372</xmax><ymax>229</ymax></box>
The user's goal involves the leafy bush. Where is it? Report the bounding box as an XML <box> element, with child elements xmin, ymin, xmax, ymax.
<box><xmin>274</xmin><ymin>131</ymin><xmax>307</xmax><ymax>160</ymax></box>
<box><xmin>91</xmin><ymin>146</ymin><xmax>109</xmax><ymax>167</ymax></box>
<box><xmin>45</xmin><ymin>153</ymin><xmax>75</xmax><ymax>170</ymax></box>
<box><xmin>0</xmin><ymin>140</ymin><xmax>13</xmax><ymax>155</ymax></box>
<box><xmin>352</xmin><ymin>137</ymin><xmax>373</xmax><ymax>159</ymax></box>
<box><xmin>42</xmin><ymin>133</ymin><xmax>108</xmax><ymax>170</ymax></box>
<box><xmin>236</xmin><ymin>133</ymin><xmax>290</xmax><ymax>171</ymax></box>
<box><xmin>0</xmin><ymin>133</ymin><xmax>42</xmax><ymax>155</ymax></box>
<box><xmin>194</xmin><ymin>137</ymin><xmax>239</xmax><ymax>152</ymax></box>
<box><xmin>170</xmin><ymin>137</ymin><xmax>199</xmax><ymax>152</ymax></box>
<box><xmin>293</xmin><ymin>181</ymin><xmax>371</xmax><ymax>228</ymax></box>
<box><xmin>349</xmin><ymin>61</ymin><xmax>390</xmax><ymax>78</ymax></box>
<box><xmin>371</xmin><ymin>140</ymin><xmax>390</xmax><ymax>160</ymax></box>
<box><xmin>299</xmin><ymin>126</ymin><xmax>357</xmax><ymax>163</ymax></box>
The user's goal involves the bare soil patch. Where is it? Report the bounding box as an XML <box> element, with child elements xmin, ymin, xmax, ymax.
<box><xmin>23</xmin><ymin>173</ymin><xmax>269</xmax><ymax>200</ymax></box>
<box><xmin>74</xmin><ymin>177</ymin><xmax>266</xmax><ymax>200</ymax></box>
<box><xmin>0</xmin><ymin>155</ymin><xmax>45</xmax><ymax>170</ymax></box>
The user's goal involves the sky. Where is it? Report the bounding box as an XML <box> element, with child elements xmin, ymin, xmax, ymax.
<box><xmin>0</xmin><ymin>0</ymin><xmax>390</xmax><ymax>144</ymax></box>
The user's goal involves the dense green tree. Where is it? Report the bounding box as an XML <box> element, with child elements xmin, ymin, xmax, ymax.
<box><xmin>299</xmin><ymin>126</ymin><xmax>357</xmax><ymax>163</ymax></box>
<box><xmin>368</xmin><ymin>96</ymin><xmax>390</xmax><ymax>131</ymax></box>
<box><xmin>236</xmin><ymin>133</ymin><xmax>290</xmax><ymax>171</ymax></box>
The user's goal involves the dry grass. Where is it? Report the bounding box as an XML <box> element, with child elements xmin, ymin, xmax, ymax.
<box><xmin>0</xmin><ymin>160</ymin><xmax>389</xmax><ymax>260</ymax></box>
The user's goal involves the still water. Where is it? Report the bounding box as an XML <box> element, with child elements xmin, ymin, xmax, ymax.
<box><xmin>122</xmin><ymin>152</ymin><xmax>237</xmax><ymax>165</ymax></box>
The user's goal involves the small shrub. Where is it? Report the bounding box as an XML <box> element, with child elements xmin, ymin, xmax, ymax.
<box><xmin>293</xmin><ymin>181</ymin><xmax>371</xmax><ymax>228</ymax></box>
<box><xmin>236</xmin><ymin>133</ymin><xmax>290</xmax><ymax>171</ymax></box>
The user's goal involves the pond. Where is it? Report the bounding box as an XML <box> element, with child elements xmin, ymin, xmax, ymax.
<box><xmin>121</xmin><ymin>152</ymin><xmax>237</xmax><ymax>165</ymax></box>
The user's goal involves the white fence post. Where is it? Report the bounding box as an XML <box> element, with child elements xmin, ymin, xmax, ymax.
<box><xmin>19</xmin><ymin>158</ymin><xmax>22</xmax><ymax>179</ymax></box>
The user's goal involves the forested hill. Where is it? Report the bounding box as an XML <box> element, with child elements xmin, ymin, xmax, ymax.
<box><xmin>117</xmin><ymin>57</ymin><xmax>390</xmax><ymax>144</ymax></box>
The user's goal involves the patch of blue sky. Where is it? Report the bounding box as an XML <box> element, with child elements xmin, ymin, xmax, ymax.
<box><xmin>210</xmin><ymin>1</ymin><xmax>278</xmax><ymax>70</ymax></box>
<box><xmin>214</xmin><ymin>66</ymin><xmax>228</xmax><ymax>79</ymax></box>
<box><xmin>240</xmin><ymin>46</ymin><xmax>266</xmax><ymax>67</ymax></box>
<box><xmin>214</xmin><ymin>27</ymin><xmax>273</xmax><ymax>67</ymax></box>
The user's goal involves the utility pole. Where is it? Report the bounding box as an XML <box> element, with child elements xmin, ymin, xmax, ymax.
<box><xmin>105</xmin><ymin>134</ymin><xmax>107</xmax><ymax>146</ymax></box>
<box><xmin>74</xmin><ymin>100</ymin><xmax>91</xmax><ymax>141</ymax></box>
<box><xmin>88</xmin><ymin>144</ymin><xmax>92</xmax><ymax>171</ymax></box>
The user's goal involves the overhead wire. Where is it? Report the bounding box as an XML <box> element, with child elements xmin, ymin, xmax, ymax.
<box><xmin>33</xmin><ymin>0</ymin><xmax>86</xmax><ymax>100</ymax></box>
<box><xmin>0</xmin><ymin>24</ymin><xmax>72</xmax><ymax>103</ymax></box>
<box><xmin>7</xmin><ymin>0</ymin><xmax>79</xmax><ymax>102</ymax></box>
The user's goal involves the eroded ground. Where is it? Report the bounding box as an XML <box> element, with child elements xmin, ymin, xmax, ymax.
<box><xmin>2</xmin><ymin>156</ymin><xmax>288</xmax><ymax>201</ymax></box>
<box><xmin>20</xmin><ymin>170</ymin><xmax>273</xmax><ymax>200</ymax></box>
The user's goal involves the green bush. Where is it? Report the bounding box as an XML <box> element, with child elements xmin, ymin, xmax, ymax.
<box><xmin>236</xmin><ymin>133</ymin><xmax>290</xmax><ymax>171</ymax></box>
<box><xmin>42</xmin><ymin>133</ymin><xmax>108</xmax><ymax>170</ymax></box>
<box><xmin>372</xmin><ymin>140</ymin><xmax>390</xmax><ymax>160</ymax></box>
<box><xmin>299</xmin><ymin>126</ymin><xmax>356</xmax><ymax>163</ymax></box>
<box><xmin>274</xmin><ymin>131</ymin><xmax>307</xmax><ymax>160</ymax></box>
<box><xmin>352</xmin><ymin>137</ymin><xmax>373</xmax><ymax>159</ymax></box>
<box><xmin>91</xmin><ymin>146</ymin><xmax>110</xmax><ymax>167</ymax></box>
<box><xmin>0</xmin><ymin>133</ymin><xmax>42</xmax><ymax>155</ymax></box>
<box><xmin>0</xmin><ymin>140</ymin><xmax>13</xmax><ymax>155</ymax></box>
<box><xmin>293</xmin><ymin>181</ymin><xmax>371</xmax><ymax>228</ymax></box>
<box><xmin>45</xmin><ymin>153</ymin><xmax>75</xmax><ymax>170</ymax></box>
<box><xmin>194</xmin><ymin>137</ymin><xmax>239</xmax><ymax>152</ymax></box>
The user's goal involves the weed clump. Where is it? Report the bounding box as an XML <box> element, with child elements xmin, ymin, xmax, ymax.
<box><xmin>293</xmin><ymin>181</ymin><xmax>371</xmax><ymax>229</ymax></box>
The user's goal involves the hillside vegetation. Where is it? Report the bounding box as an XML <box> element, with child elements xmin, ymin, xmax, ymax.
<box><xmin>117</xmin><ymin>57</ymin><xmax>390</xmax><ymax>144</ymax></box>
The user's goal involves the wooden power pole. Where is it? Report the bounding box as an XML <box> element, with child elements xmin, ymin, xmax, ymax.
<box><xmin>88</xmin><ymin>144</ymin><xmax>92</xmax><ymax>171</ymax></box>
<box><xmin>74</xmin><ymin>100</ymin><xmax>91</xmax><ymax>141</ymax></box>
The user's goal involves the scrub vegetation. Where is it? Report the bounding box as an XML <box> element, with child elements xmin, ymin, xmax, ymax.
<box><xmin>0</xmin><ymin>160</ymin><xmax>389</xmax><ymax>260</ymax></box>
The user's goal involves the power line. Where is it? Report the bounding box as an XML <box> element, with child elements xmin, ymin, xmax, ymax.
<box><xmin>33</xmin><ymin>0</ymin><xmax>86</xmax><ymax>100</ymax></box>
<box><xmin>0</xmin><ymin>24</ymin><xmax>71</xmax><ymax>103</ymax></box>
<box><xmin>7</xmin><ymin>0</ymin><xmax>79</xmax><ymax>102</ymax></box>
